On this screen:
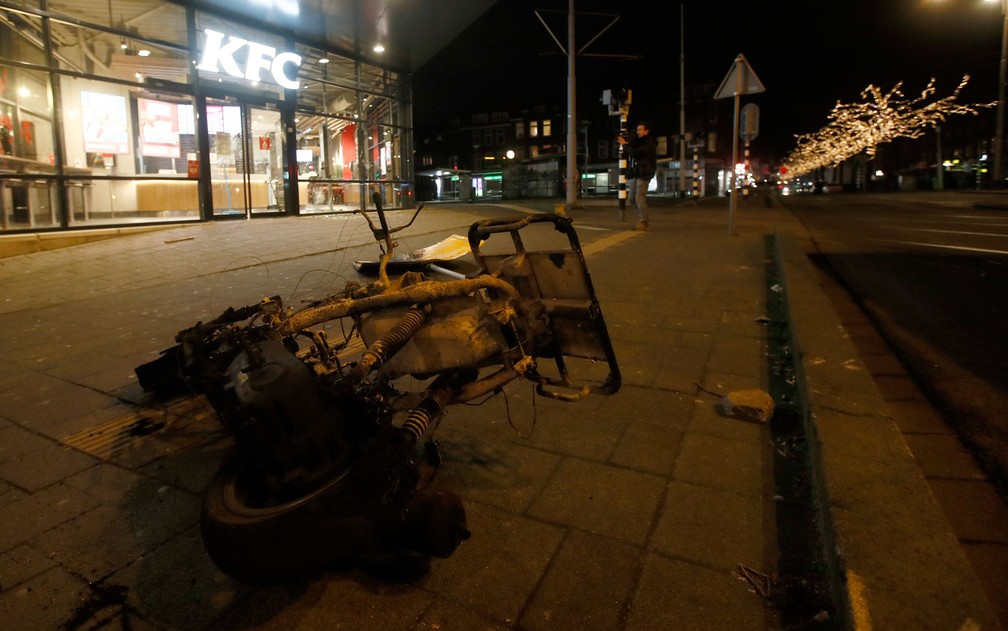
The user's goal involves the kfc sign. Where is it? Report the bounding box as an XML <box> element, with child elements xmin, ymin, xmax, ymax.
<box><xmin>197</xmin><ymin>29</ymin><xmax>301</xmax><ymax>90</ymax></box>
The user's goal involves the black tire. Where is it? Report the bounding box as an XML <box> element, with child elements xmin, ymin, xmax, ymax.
<box><xmin>200</xmin><ymin>451</ymin><xmax>371</xmax><ymax>584</ymax></box>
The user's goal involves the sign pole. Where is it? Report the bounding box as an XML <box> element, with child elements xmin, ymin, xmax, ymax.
<box><xmin>564</xmin><ymin>0</ymin><xmax>575</xmax><ymax>214</ymax></box>
<box><xmin>740</xmin><ymin>103</ymin><xmax>758</xmax><ymax>200</ymax></box>
<box><xmin>714</xmin><ymin>54</ymin><xmax>765</xmax><ymax>236</ymax></box>
<box><xmin>618</xmin><ymin>103</ymin><xmax>628</xmax><ymax>215</ymax></box>
<box><xmin>742</xmin><ymin>138</ymin><xmax>750</xmax><ymax>198</ymax></box>
<box><xmin>603</xmin><ymin>88</ymin><xmax>630</xmax><ymax>217</ymax></box>
<box><xmin>678</xmin><ymin>3</ymin><xmax>687</xmax><ymax>197</ymax></box>
<box><xmin>692</xmin><ymin>145</ymin><xmax>700</xmax><ymax>198</ymax></box>
<box><xmin>729</xmin><ymin>75</ymin><xmax>740</xmax><ymax>235</ymax></box>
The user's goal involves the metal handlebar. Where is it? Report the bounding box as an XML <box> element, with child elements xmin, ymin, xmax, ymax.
<box><xmin>354</xmin><ymin>201</ymin><xmax>425</xmax><ymax>286</ymax></box>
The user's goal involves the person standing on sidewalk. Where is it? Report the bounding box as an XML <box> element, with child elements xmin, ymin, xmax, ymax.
<box><xmin>618</xmin><ymin>121</ymin><xmax>657</xmax><ymax>231</ymax></box>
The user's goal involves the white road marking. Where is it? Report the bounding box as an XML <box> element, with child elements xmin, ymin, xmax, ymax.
<box><xmin>862</xmin><ymin>237</ymin><xmax>1008</xmax><ymax>255</ymax></box>
<box><xmin>489</xmin><ymin>203</ymin><xmax>547</xmax><ymax>215</ymax></box>
<box><xmin>887</xmin><ymin>226</ymin><xmax>1008</xmax><ymax>239</ymax></box>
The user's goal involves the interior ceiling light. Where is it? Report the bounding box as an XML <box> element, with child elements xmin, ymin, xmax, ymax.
<box><xmin>138</xmin><ymin>49</ymin><xmax>151</xmax><ymax>57</ymax></box>
<box><xmin>373</xmin><ymin>43</ymin><xmax>385</xmax><ymax>53</ymax></box>
<box><xmin>319</xmin><ymin>57</ymin><xmax>329</xmax><ymax>64</ymax></box>
<box><xmin>120</xmin><ymin>38</ymin><xmax>128</xmax><ymax>50</ymax></box>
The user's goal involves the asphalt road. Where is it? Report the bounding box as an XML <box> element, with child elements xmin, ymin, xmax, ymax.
<box><xmin>781</xmin><ymin>191</ymin><xmax>1008</xmax><ymax>494</ymax></box>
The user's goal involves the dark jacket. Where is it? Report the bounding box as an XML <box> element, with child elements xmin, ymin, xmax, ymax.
<box><xmin>626</xmin><ymin>133</ymin><xmax>657</xmax><ymax>179</ymax></box>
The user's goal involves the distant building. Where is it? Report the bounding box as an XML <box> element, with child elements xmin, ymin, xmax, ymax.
<box><xmin>415</xmin><ymin>82</ymin><xmax>748</xmax><ymax>201</ymax></box>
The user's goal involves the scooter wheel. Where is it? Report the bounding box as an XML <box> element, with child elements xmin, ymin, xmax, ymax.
<box><xmin>200</xmin><ymin>451</ymin><xmax>365</xmax><ymax>584</ymax></box>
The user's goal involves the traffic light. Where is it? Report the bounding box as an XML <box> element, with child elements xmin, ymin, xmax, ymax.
<box><xmin>601</xmin><ymin>88</ymin><xmax>632</xmax><ymax>116</ymax></box>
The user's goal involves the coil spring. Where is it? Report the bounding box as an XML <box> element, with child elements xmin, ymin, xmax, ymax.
<box><xmin>402</xmin><ymin>386</ymin><xmax>453</xmax><ymax>442</ymax></box>
<box><xmin>352</xmin><ymin>306</ymin><xmax>426</xmax><ymax>381</ymax></box>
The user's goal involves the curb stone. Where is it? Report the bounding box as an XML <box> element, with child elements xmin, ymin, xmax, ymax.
<box><xmin>775</xmin><ymin>232</ymin><xmax>1001</xmax><ymax>631</ymax></box>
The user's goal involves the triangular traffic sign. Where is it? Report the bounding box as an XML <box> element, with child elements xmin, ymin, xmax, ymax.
<box><xmin>714</xmin><ymin>54</ymin><xmax>766</xmax><ymax>100</ymax></box>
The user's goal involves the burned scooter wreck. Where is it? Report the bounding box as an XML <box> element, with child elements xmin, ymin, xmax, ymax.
<box><xmin>135</xmin><ymin>205</ymin><xmax>620</xmax><ymax>583</ymax></box>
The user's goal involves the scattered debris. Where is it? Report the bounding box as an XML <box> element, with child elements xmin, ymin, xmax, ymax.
<box><xmin>125</xmin><ymin>417</ymin><xmax>166</xmax><ymax>437</ymax></box>
<box><xmin>774</xmin><ymin>436</ymin><xmax>800</xmax><ymax>458</ymax></box>
<box><xmin>719</xmin><ymin>389</ymin><xmax>775</xmax><ymax>424</ymax></box>
<box><xmin>738</xmin><ymin>563</ymin><xmax>834</xmax><ymax>629</ymax></box>
<box><xmin>754</xmin><ymin>315</ymin><xmax>771</xmax><ymax>324</ymax></box>
<box><xmin>784</xmin><ymin>610</ymin><xmax>831</xmax><ymax>630</ymax></box>
<box><xmin>957</xmin><ymin>618</ymin><xmax>981</xmax><ymax>631</ymax></box>
<box><xmin>736</xmin><ymin>562</ymin><xmax>776</xmax><ymax>599</ymax></box>
<box><xmin>694</xmin><ymin>381</ymin><xmax>723</xmax><ymax>398</ymax></box>
<box><xmin>60</xmin><ymin>582</ymin><xmax>131</xmax><ymax>631</ymax></box>
<box><xmin>164</xmin><ymin>236</ymin><xmax>195</xmax><ymax>244</ymax></box>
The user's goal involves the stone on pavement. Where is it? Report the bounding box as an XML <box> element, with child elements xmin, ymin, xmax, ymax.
<box><xmin>719</xmin><ymin>389</ymin><xmax>775</xmax><ymax>424</ymax></box>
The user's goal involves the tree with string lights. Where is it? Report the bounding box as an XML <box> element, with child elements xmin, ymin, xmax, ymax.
<box><xmin>780</xmin><ymin>75</ymin><xmax>994</xmax><ymax>180</ymax></box>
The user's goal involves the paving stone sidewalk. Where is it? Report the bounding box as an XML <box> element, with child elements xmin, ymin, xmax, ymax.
<box><xmin>0</xmin><ymin>199</ymin><xmax>998</xmax><ymax>630</ymax></box>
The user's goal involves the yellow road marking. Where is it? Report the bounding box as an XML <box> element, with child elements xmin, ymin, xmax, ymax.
<box><xmin>847</xmin><ymin>571</ymin><xmax>873</xmax><ymax>631</ymax></box>
<box><xmin>581</xmin><ymin>230</ymin><xmax>643</xmax><ymax>257</ymax></box>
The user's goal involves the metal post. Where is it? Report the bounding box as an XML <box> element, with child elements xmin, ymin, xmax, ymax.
<box><xmin>995</xmin><ymin>0</ymin><xmax>1008</xmax><ymax>185</ymax></box>
<box><xmin>618</xmin><ymin>107</ymin><xmax>627</xmax><ymax>214</ymax></box>
<box><xmin>936</xmin><ymin>125</ymin><xmax>944</xmax><ymax>191</ymax></box>
<box><xmin>729</xmin><ymin>87</ymin><xmax>740</xmax><ymax>234</ymax></box>
<box><xmin>692</xmin><ymin>145</ymin><xmax>700</xmax><ymax>198</ymax></box>
<box><xmin>742</xmin><ymin>138</ymin><xmax>750</xmax><ymax>197</ymax></box>
<box><xmin>564</xmin><ymin>0</ymin><xmax>576</xmax><ymax>213</ymax></box>
<box><xmin>678</xmin><ymin>3</ymin><xmax>686</xmax><ymax>197</ymax></box>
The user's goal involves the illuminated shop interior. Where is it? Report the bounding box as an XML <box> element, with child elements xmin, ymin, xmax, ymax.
<box><xmin>0</xmin><ymin>0</ymin><xmax>433</xmax><ymax>231</ymax></box>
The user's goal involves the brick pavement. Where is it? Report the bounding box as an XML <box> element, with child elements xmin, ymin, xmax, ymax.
<box><xmin>0</xmin><ymin>198</ymin><xmax>999</xmax><ymax>630</ymax></box>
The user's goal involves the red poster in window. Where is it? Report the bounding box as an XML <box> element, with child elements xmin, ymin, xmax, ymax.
<box><xmin>138</xmin><ymin>98</ymin><xmax>180</xmax><ymax>158</ymax></box>
<box><xmin>187</xmin><ymin>159</ymin><xmax>200</xmax><ymax>178</ymax></box>
<box><xmin>259</xmin><ymin>136</ymin><xmax>271</xmax><ymax>150</ymax></box>
<box><xmin>341</xmin><ymin>124</ymin><xmax>356</xmax><ymax>179</ymax></box>
<box><xmin>20</xmin><ymin>121</ymin><xmax>32</xmax><ymax>144</ymax></box>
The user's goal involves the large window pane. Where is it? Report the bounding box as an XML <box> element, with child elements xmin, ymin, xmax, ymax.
<box><xmin>295</xmin><ymin>113</ymin><xmax>360</xmax><ymax>213</ymax></box>
<box><xmin>60</xmin><ymin>76</ymin><xmax>196</xmax><ymax>175</ymax></box>
<box><xmin>206</xmin><ymin>102</ymin><xmax>285</xmax><ymax>217</ymax></box>
<box><xmin>47</xmin><ymin>0</ymin><xmax>187</xmax><ymax>46</ymax></box>
<box><xmin>1</xmin><ymin>62</ymin><xmax>57</xmax><ymax>230</ymax></box>
<box><xmin>59</xmin><ymin>75</ymin><xmax>199</xmax><ymax>225</ymax></box>
<box><xmin>0</xmin><ymin>176</ymin><xmax>57</xmax><ymax>230</ymax></box>
<box><xmin>1</xmin><ymin>65</ymin><xmax>53</xmax><ymax>161</ymax></box>
<box><xmin>363</xmin><ymin>122</ymin><xmax>407</xmax><ymax>209</ymax></box>
<box><xmin>361</xmin><ymin>93</ymin><xmax>396</xmax><ymax>129</ymax></box>
<box><xmin>359</xmin><ymin>62</ymin><xmax>401</xmax><ymax>99</ymax></box>
<box><xmin>0</xmin><ymin>9</ymin><xmax>46</xmax><ymax>67</ymax></box>
<box><xmin>297</xmin><ymin>77</ymin><xmax>359</xmax><ymax>119</ymax></box>
<box><xmin>296</xmin><ymin>46</ymin><xmax>358</xmax><ymax>93</ymax></box>
<box><xmin>49</xmin><ymin>18</ymin><xmax>190</xmax><ymax>84</ymax></box>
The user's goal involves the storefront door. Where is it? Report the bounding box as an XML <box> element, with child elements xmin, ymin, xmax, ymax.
<box><xmin>205</xmin><ymin>99</ymin><xmax>285</xmax><ymax>218</ymax></box>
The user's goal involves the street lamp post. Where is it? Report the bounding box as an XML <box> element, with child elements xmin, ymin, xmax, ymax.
<box><xmin>926</xmin><ymin>1</ymin><xmax>1006</xmax><ymax>184</ymax></box>
<box><xmin>994</xmin><ymin>0</ymin><xmax>1008</xmax><ymax>184</ymax></box>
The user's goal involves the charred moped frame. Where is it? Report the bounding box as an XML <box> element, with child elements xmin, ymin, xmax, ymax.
<box><xmin>136</xmin><ymin>204</ymin><xmax>620</xmax><ymax>583</ymax></box>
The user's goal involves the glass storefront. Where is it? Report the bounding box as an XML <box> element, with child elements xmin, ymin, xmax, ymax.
<box><xmin>0</xmin><ymin>0</ymin><xmax>414</xmax><ymax>233</ymax></box>
<box><xmin>206</xmin><ymin>99</ymin><xmax>285</xmax><ymax>217</ymax></box>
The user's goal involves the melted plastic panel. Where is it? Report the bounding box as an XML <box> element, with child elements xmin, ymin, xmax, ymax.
<box><xmin>470</xmin><ymin>216</ymin><xmax>620</xmax><ymax>396</ymax></box>
<box><xmin>357</xmin><ymin>297</ymin><xmax>508</xmax><ymax>378</ymax></box>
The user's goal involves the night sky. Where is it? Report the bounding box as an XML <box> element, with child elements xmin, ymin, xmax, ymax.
<box><xmin>414</xmin><ymin>0</ymin><xmax>1003</xmax><ymax>163</ymax></box>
